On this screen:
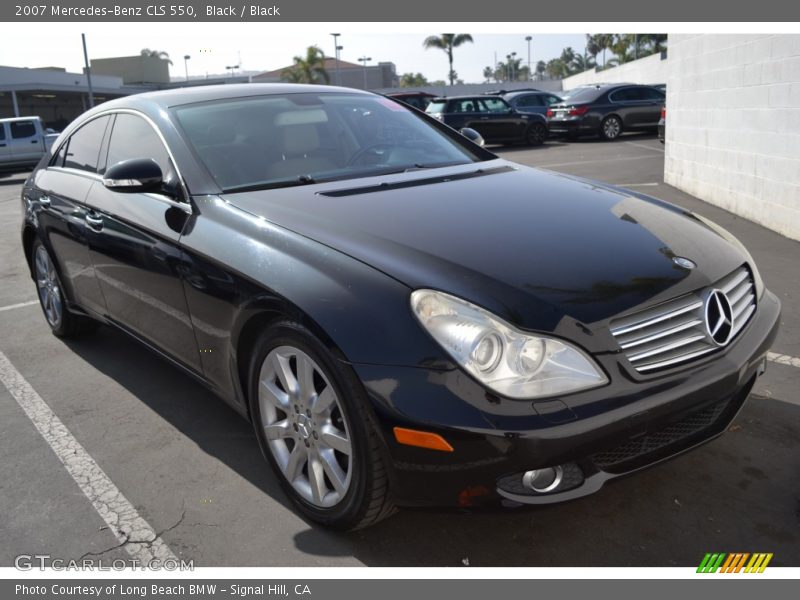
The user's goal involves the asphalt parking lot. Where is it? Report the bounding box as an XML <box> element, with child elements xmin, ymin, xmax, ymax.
<box><xmin>1</xmin><ymin>133</ymin><xmax>798</xmax><ymax>567</ymax></box>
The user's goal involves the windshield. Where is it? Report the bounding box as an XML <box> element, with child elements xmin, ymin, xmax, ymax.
<box><xmin>174</xmin><ymin>93</ymin><xmax>483</xmax><ymax>193</ymax></box>
<box><xmin>560</xmin><ymin>87</ymin><xmax>603</xmax><ymax>103</ymax></box>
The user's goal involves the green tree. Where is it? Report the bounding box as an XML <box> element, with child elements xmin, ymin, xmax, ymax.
<box><xmin>589</xmin><ymin>34</ymin><xmax>614</xmax><ymax>69</ymax></box>
<box><xmin>570</xmin><ymin>53</ymin><xmax>596</xmax><ymax>74</ymax></box>
<box><xmin>545</xmin><ymin>58</ymin><xmax>569</xmax><ymax>79</ymax></box>
<box><xmin>422</xmin><ymin>33</ymin><xmax>474</xmax><ymax>86</ymax></box>
<box><xmin>281</xmin><ymin>46</ymin><xmax>329</xmax><ymax>84</ymax></box>
<box><xmin>400</xmin><ymin>72</ymin><xmax>429</xmax><ymax>87</ymax></box>
<box><xmin>482</xmin><ymin>66</ymin><xmax>495</xmax><ymax>83</ymax></box>
<box><xmin>140</xmin><ymin>48</ymin><xmax>172</xmax><ymax>65</ymax></box>
<box><xmin>535</xmin><ymin>60</ymin><xmax>546</xmax><ymax>80</ymax></box>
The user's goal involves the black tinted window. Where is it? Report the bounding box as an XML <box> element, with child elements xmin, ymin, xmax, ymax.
<box><xmin>516</xmin><ymin>95</ymin><xmax>544</xmax><ymax>107</ymax></box>
<box><xmin>106</xmin><ymin>114</ymin><xmax>172</xmax><ymax>176</ymax></box>
<box><xmin>63</xmin><ymin>116</ymin><xmax>110</xmax><ymax>173</ymax></box>
<box><xmin>562</xmin><ymin>87</ymin><xmax>603</xmax><ymax>103</ymax></box>
<box><xmin>611</xmin><ymin>87</ymin><xmax>645</xmax><ymax>101</ymax></box>
<box><xmin>11</xmin><ymin>121</ymin><xmax>36</xmax><ymax>138</ymax></box>
<box><xmin>0</xmin><ymin>125</ymin><xmax>5</xmax><ymax>141</ymax></box>
<box><xmin>641</xmin><ymin>87</ymin><xmax>666</xmax><ymax>101</ymax></box>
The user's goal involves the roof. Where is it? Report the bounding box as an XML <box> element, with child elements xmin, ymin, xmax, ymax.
<box><xmin>254</xmin><ymin>58</ymin><xmax>364</xmax><ymax>79</ymax></box>
<box><xmin>97</xmin><ymin>82</ymin><xmax>371</xmax><ymax>109</ymax></box>
<box><xmin>429</xmin><ymin>95</ymin><xmax>509</xmax><ymax>101</ymax></box>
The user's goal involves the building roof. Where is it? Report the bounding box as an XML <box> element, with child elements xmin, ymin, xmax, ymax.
<box><xmin>254</xmin><ymin>58</ymin><xmax>364</xmax><ymax>79</ymax></box>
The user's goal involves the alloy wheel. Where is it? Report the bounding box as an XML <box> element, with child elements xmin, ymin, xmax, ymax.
<box><xmin>258</xmin><ymin>345</ymin><xmax>353</xmax><ymax>508</ymax></box>
<box><xmin>603</xmin><ymin>117</ymin><xmax>621</xmax><ymax>140</ymax></box>
<box><xmin>35</xmin><ymin>245</ymin><xmax>63</xmax><ymax>328</ymax></box>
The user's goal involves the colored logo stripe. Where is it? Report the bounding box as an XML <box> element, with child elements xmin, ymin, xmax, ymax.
<box><xmin>697</xmin><ymin>553</ymin><xmax>773</xmax><ymax>573</ymax></box>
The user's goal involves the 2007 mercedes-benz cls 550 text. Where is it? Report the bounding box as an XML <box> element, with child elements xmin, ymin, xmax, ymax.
<box><xmin>21</xmin><ymin>85</ymin><xmax>780</xmax><ymax>529</ymax></box>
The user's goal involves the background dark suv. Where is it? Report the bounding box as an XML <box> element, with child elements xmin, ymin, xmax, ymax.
<box><xmin>426</xmin><ymin>95</ymin><xmax>548</xmax><ymax>145</ymax></box>
<box><xmin>547</xmin><ymin>83</ymin><xmax>665</xmax><ymax>141</ymax></box>
<box><xmin>501</xmin><ymin>90</ymin><xmax>563</xmax><ymax>116</ymax></box>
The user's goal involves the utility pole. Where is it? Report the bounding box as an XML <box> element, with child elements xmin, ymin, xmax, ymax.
<box><xmin>358</xmin><ymin>56</ymin><xmax>371</xmax><ymax>90</ymax></box>
<box><xmin>525</xmin><ymin>36</ymin><xmax>532</xmax><ymax>81</ymax></box>
<box><xmin>330</xmin><ymin>33</ymin><xmax>341</xmax><ymax>85</ymax></box>
<box><xmin>81</xmin><ymin>33</ymin><xmax>94</xmax><ymax>108</ymax></box>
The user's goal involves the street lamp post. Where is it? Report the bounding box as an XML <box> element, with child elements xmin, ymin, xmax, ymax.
<box><xmin>505</xmin><ymin>54</ymin><xmax>511</xmax><ymax>82</ymax></box>
<box><xmin>183</xmin><ymin>55</ymin><xmax>191</xmax><ymax>81</ymax></box>
<box><xmin>525</xmin><ymin>36</ymin><xmax>532</xmax><ymax>81</ymax></box>
<box><xmin>358</xmin><ymin>56</ymin><xmax>371</xmax><ymax>90</ymax></box>
<box><xmin>330</xmin><ymin>33</ymin><xmax>341</xmax><ymax>85</ymax></box>
<box><xmin>225</xmin><ymin>65</ymin><xmax>239</xmax><ymax>78</ymax></box>
<box><xmin>81</xmin><ymin>33</ymin><xmax>94</xmax><ymax>108</ymax></box>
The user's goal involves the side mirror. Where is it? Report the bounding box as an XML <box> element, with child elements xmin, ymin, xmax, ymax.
<box><xmin>103</xmin><ymin>158</ymin><xmax>163</xmax><ymax>193</ymax></box>
<box><xmin>459</xmin><ymin>127</ymin><xmax>485</xmax><ymax>147</ymax></box>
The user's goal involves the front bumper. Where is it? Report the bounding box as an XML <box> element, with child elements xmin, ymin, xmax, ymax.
<box><xmin>352</xmin><ymin>290</ymin><xmax>781</xmax><ymax>508</ymax></box>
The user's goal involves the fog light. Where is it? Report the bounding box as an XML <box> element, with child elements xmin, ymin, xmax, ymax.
<box><xmin>522</xmin><ymin>466</ymin><xmax>564</xmax><ymax>493</ymax></box>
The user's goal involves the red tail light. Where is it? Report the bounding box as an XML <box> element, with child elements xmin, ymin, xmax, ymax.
<box><xmin>546</xmin><ymin>108</ymin><xmax>554</xmax><ymax>118</ymax></box>
<box><xmin>568</xmin><ymin>106</ymin><xmax>589</xmax><ymax>116</ymax></box>
<box><xmin>661</xmin><ymin>106</ymin><xmax>667</xmax><ymax>119</ymax></box>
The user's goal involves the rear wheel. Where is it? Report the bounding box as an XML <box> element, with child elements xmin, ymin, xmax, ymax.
<box><xmin>248</xmin><ymin>321</ymin><xmax>395</xmax><ymax>530</ymax></box>
<box><xmin>32</xmin><ymin>240</ymin><xmax>97</xmax><ymax>338</ymax></box>
<box><xmin>526</xmin><ymin>122</ymin><xmax>547</xmax><ymax>146</ymax></box>
<box><xmin>600</xmin><ymin>115</ymin><xmax>622</xmax><ymax>141</ymax></box>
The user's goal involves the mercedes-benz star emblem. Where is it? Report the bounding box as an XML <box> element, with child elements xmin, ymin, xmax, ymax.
<box><xmin>705</xmin><ymin>289</ymin><xmax>734</xmax><ymax>346</ymax></box>
<box><xmin>673</xmin><ymin>256</ymin><xmax>697</xmax><ymax>269</ymax></box>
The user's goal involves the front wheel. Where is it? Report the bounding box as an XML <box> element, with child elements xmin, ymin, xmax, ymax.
<box><xmin>248</xmin><ymin>321</ymin><xmax>395</xmax><ymax>530</ymax></box>
<box><xmin>526</xmin><ymin>122</ymin><xmax>547</xmax><ymax>146</ymax></box>
<box><xmin>32</xmin><ymin>239</ymin><xmax>97</xmax><ymax>337</ymax></box>
<box><xmin>600</xmin><ymin>115</ymin><xmax>623</xmax><ymax>141</ymax></box>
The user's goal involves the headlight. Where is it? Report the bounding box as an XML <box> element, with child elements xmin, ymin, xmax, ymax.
<box><xmin>410</xmin><ymin>290</ymin><xmax>608</xmax><ymax>399</ymax></box>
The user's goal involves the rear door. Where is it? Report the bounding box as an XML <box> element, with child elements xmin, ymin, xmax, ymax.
<box><xmin>481</xmin><ymin>97</ymin><xmax>528</xmax><ymax>140</ymax></box>
<box><xmin>9</xmin><ymin>119</ymin><xmax>44</xmax><ymax>164</ymax></box>
<box><xmin>609</xmin><ymin>87</ymin><xmax>658</xmax><ymax>129</ymax></box>
<box><xmin>512</xmin><ymin>94</ymin><xmax>546</xmax><ymax>115</ymax></box>
<box><xmin>85</xmin><ymin>111</ymin><xmax>202</xmax><ymax>373</ymax></box>
<box><xmin>33</xmin><ymin>115</ymin><xmax>112</xmax><ymax>316</ymax></box>
<box><xmin>639</xmin><ymin>87</ymin><xmax>667</xmax><ymax>126</ymax></box>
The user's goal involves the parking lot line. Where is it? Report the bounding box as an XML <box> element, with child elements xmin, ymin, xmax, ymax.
<box><xmin>537</xmin><ymin>154</ymin><xmax>657</xmax><ymax>169</ymax></box>
<box><xmin>624</xmin><ymin>140</ymin><xmax>665</xmax><ymax>153</ymax></box>
<box><xmin>0</xmin><ymin>349</ymin><xmax>179</xmax><ymax>564</ymax></box>
<box><xmin>0</xmin><ymin>300</ymin><xmax>38</xmax><ymax>313</ymax></box>
<box><xmin>767</xmin><ymin>351</ymin><xmax>800</xmax><ymax>369</ymax></box>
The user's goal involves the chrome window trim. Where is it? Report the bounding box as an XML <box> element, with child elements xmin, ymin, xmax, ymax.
<box><xmin>52</xmin><ymin>107</ymin><xmax>192</xmax><ymax>213</ymax></box>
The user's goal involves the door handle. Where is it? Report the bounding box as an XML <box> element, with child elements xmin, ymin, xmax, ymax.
<box><xmin>85</xmin><ymin>213</ymin><xmax>104</xmax><ymax>231</ymax></box>
<box><xmin>39</xmin><ymin>195</ymin><xmax>51</xmax><ymax>207</ymax></box>
<box><xmin>31</xmin><ymin>140</ymin><xmax>39</xmax><ymax>144</ymax></box>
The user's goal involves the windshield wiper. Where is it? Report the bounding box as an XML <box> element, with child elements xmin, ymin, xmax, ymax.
<box><xmin>223</xmin><ymin>175</ymin><xmax>318</xmax><ymax>194</ymax></box>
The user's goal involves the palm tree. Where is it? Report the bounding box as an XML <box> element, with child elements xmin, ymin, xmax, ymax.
<box><xmin>570</xmin><ymin>54</ymin><xmax>596</xmax><ymax>74</ymax></box>
<box><xmin>482</xmin><ymin>66</ymin><xmax>495</xmax><ymax>83</ymax></box>
<box><xmin>281</xmin><ymin>46</ymin><xmax>329</xmax><ymax>84</ymax></box>
<box><xmin>535</xmin><ymin>60</ymin><xmax>547</xmax><ymax>80</ymax></box>
<box><xmin>422</xmin><ymin>34</ymin><xmax>474</xmax><ymax>86</ymax></box>
<box><xmin>546</xmin><ymin>58</ymin><xmax>569</xmax><ymax>79</ymax></box>
<box><xmin>590</xmin><ymin>34</ymin><xmax>614</xmax><ymax>69</ymax></box>
<box><xmin>140</xmin><ymin>48</ymin><xmax>172</xmax><ymax>65</ymax></box>
<box><xmin>641</xmin><ymin>34</ymin><xmax>668</xmax><ymax>55</ymax></box>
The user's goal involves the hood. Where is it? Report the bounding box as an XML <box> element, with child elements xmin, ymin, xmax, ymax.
<box><xmin>220</xmin><ymin>159</ymin><xmax>746</xmax><ymax>333</ymax></box>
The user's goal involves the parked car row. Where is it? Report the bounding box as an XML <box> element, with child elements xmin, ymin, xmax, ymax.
<box><xmin>386</xmin><ymin>84</ymin><xmax>665</xmax><ymax>146</ymax></box>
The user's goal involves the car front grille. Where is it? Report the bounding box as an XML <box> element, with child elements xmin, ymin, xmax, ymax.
<box><xmin>591</xmin><ymin>397</ymin><xmax>732</xmax><ymax>471</ymax></box>
<box><xmin>610</xmin><ymin>265</ymin><xmax>756</xmax><ymax>373</ymax></box>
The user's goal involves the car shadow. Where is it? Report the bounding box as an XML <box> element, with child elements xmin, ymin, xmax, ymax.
<box><xmin>0</xmin><ymin>171</ymin><xmax>30</xmax><ymax>187</ymax></box>
<box><xmin>62</xmin><ymin>324</ymin><xmax>800</xmax><ymax>567</ymax></box>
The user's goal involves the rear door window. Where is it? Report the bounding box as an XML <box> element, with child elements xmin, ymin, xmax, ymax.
<box><xmin>516</xmin><ymin>95</ymin><xmax>544</xmax><ymax>108</ymax></box>
<box><xmin>63</xmin><ymin>116</ymin><xmax>111</xmax><ymax>173</ymax></box>
<box><xmin>482</xmin><ymin>98</ymin><xmax>510</xmax><ymax>113</ymax></box>
<box><xmin>11</xmin><ymin>120</ymin><xmax>37</xmax><ymax>139</ymax></box>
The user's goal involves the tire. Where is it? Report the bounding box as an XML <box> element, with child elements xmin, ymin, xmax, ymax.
<box><xmin>600</xmin><ymin>115</ymin><xmax>623</xmax><ymax>141</ymax></box>
<box><xmin>31</xmin><ymin>239</ymin><xmax>97</xmax><ymax>338</ymax></box>
<box><xmin>526</xmin><ymin>122</ymin><xmax>547</xmax><ymax>146</ymax></box>
<box><xmin>248</xmin><ymin>320</ymin><xmax>396</xmax><ymax>530</ymax></box>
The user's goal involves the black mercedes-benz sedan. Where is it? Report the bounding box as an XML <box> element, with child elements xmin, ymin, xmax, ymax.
<box><xmin>20</xmin><ymin>84</ymin><xmax>780</xmax><ymax>530</ymax></box>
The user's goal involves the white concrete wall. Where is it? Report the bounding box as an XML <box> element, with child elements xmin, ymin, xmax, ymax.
<box><xmin>562</xmin><ymin>52</ymin><xmax>669</xmax><ymax>90</ymax></box>
<box><xmin>664</xmin><ymin>34</ymin><xmax>800</xmax><ymax>241</ymax></box>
